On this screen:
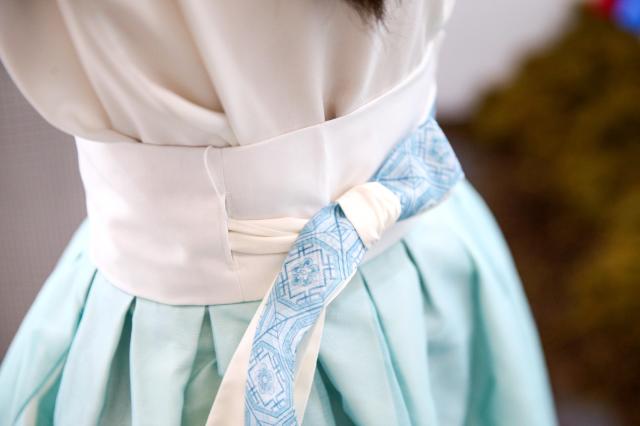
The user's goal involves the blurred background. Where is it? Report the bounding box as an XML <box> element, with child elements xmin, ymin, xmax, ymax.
<box><xmin>1</xmin><ymin>0</ymin><xmax>638</xmax><ymax>424</ymax></box>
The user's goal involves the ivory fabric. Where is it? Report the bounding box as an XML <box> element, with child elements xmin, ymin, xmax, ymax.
<box><xmin>0</xmin><ymin>0</ymin><xmax>454</xmax><ymax>147</ymax></box>
<box><xmin>72</xmin><ymin>43</ymin><xmax>440</xmax><ymax>305</ymax></box>
<box><xmin>336</xmin><ymin>182</ymin><xmax>401</xmax><ymax>247</ymax></box>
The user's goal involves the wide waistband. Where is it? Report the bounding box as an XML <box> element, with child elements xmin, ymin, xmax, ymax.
<box><xmin>75</xmin><ymin>42</ymin><xmax>440</xmax><ymax>305</ymax></box>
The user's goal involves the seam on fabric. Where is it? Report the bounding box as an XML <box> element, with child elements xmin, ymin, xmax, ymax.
<box><xmin>204</xmin><ymin>146</ymin><xmax>241</xmax><ymax>275</ymax></box>
<box><xmin>218</xmin><ymin>148</ymin><xmax>245</xmax><ymax>301</ymax></box>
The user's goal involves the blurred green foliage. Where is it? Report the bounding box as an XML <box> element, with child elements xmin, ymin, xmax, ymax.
<box><xmin>471</xmin><ymin>6</ymin><xmax>640</xmax><ymax>423</ymax></box>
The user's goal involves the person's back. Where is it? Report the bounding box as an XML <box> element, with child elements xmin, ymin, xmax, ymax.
<box><xmin>0</xmin><ymin>0</ymin><xmax>452</xmax><ymax>146</ymax></box>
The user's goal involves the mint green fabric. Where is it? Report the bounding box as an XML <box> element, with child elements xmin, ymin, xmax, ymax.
<box><xmin>0</xmin><ymin>180</ymin><xmax>557</xmax><ymax>425</ymax></box>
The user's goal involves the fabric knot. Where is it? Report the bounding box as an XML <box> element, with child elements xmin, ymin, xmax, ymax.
<box><xmin>336</xmin><ymin>182</ymin><xmax>402</xmax><ymax>248</ymax></box>
<box><xmin>207</xmin><ymin>115</ymin><xmax>464</xmax><ymax>426</ymax></box>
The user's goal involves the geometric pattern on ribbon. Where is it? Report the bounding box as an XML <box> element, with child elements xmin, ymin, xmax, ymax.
<box><xmin>372</xmin><ymin>118</ymin><xmax>464</xmax><ymax>220</ymax></box>
<box><xmin>244</xmin><ymin>117</ymin><xmax>464</xmax><ymax>425</ymax></box>
<box><xmin>245</xmin><ymin>204</ymin><xmax>366</xmax><ymax>425</ymax></box>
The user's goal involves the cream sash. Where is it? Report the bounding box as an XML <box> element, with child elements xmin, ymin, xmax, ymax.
<box><xmin>75</xmin><ymin>41</ymin><xmax>442</xmax><ymax>306</ymax></box>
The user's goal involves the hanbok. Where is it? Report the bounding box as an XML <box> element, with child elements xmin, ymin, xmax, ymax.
<box><xmin>0</xmin><ymin>1</ymin><xmax>556</xmax><ymax>425</ymax></box>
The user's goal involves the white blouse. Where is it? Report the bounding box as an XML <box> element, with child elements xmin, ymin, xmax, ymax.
<box><xmin>0</xmin><ymin>0</ymin><xmax>454</xmax><ymax>147</ymax></box>
<box><xmin>0</xmin><ymin>0</ymin><xmax>456</xmax><ymax>307</ymax></box>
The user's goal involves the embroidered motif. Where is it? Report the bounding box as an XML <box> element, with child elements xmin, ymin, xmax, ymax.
<box><xmin>244</xmin><ymin>117</ymin><xmax>464</xmax><ymax>425</ymax></box>
<box><xmin>290</xmin><ymin>258</ymin><xmax>320</xmax><ymax>287</ymax></box>
<box><xmin>372</xmin><ymin>119</ymin><xmax>463</xmax><ymax>220</ymax></box>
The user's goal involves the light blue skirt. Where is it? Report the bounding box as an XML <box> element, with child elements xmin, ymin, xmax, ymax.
<box><xmin>0</xmin><ymin>179</ymin><xmax>556</xmax><ymax>425</ymax></box>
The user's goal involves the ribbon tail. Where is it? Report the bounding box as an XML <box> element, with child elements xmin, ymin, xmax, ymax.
<box><xmin>206</xmin><ymin>293</ymin><xmax>265</xmax><ymax>425</ymax></box>
<box><xmin>206</xmin><ymin>267</ymin><xmax>358</xmax><ymax>425</ymax></box>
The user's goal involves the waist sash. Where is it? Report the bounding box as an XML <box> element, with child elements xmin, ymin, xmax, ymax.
<box><xmin>208</xmin><ymin>117</ymin><xmax>463</xmax><ymax>425</ymax></box>
<box><xmin>74</xmin><ymin>41</ymin><xmax>443</xmax><ymax>305</ymax></box>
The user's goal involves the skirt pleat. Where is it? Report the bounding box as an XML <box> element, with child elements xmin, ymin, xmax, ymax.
<box><xmin>319</xmin><ymin>270</ymin><xmax>412</xmax><ymax>426</ymax></box>
<box><xmin>1</xmin><ymin>224</ymin><xmax>95</xmax><ymax>426</ymax></box>
<box><xmin>0</xmin><ymin>180</ymin><xmax>557</xmax><ymax>425</ymax></box>
<box><xmin>54</xmin><ymin>273</ymin><xmax>133</xmax><ymax>425</ymax></box>
<box><xmin>360</xmin><ymin>243</ymin><xmax>439</xmax><ymax>425</ymax></box>
<box><xmin>128</xmin><ymin>300</ymin><xmax>205</xmax><ymax>425</ymax></box>
<box><xmin>179</xmin><ymin>314</ymin><xmax>221</xmax><ymax>426</ymax></box>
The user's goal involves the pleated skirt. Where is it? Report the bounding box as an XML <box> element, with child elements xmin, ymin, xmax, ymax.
<box><xmin>0</xmin><ymin>180</ymin><xmax>557</xmax><ymax>426</ymax></box>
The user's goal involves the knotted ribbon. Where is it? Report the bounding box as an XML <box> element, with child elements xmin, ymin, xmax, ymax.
<box><xmin>207</xmin><ymin>117</ymin><xmax>464</xmax><ymax>425</ymax></box>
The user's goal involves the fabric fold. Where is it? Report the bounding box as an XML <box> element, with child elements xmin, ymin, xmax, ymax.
<box><xmin>54</xmin><ymin>273</ymin><xmax>134</xmax><ymax>425</ymax></box>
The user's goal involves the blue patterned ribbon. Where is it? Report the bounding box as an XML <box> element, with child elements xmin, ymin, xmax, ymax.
<box><xmin>243</xmin><ymin>117</ymin><xmax>464</xmax><ymax>425</ymax></box>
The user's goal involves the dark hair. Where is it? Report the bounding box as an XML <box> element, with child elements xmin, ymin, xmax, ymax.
<box><xmin>344</xmin><ymin>0</ymin><xmax>388</xmax><ymax>22</ymax></box>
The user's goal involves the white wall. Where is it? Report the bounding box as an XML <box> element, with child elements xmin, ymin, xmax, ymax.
<box><xmin>436</xmin><ymin>0</ymin><xmax>580</xmax><ymax>119</ymax></box>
